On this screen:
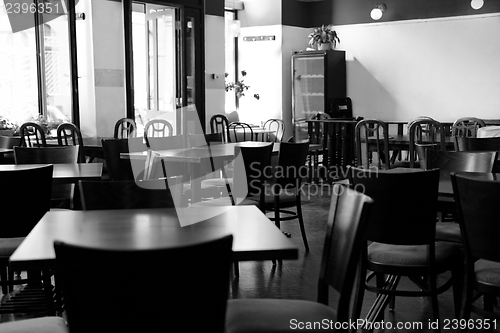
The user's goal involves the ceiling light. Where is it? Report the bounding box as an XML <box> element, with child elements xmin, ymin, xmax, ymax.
<box><xmin>370</xmin><ymin>3</ymin><xmax>386</xmax><ymax>21</ymax></box>
<box><xmin>471</xmin><ymin>0</ymin><xmax>484</xmax><ymax>9</ymax></box>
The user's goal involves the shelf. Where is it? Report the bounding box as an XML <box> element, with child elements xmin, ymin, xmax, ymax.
<box><xmin>301</xmin><ymin>93</ymin><xmax>324</xmax><ymax>96</ymax></box>
<box><xmin>298</xmin><ymin>75</ymin><xmax>324</xmax><ymax>78</ymax></box>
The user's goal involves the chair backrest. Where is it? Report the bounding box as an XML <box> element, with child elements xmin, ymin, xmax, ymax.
<box><xmin>79</xmin><ymin>179</ymin><xmax>175</xmax><ymax>210</ymax></box>
<box><xmin>113</xmin><ymin>118</ymin><xmax>137</xmax><ymax>139</ymax></box>
<box><xmin>408</xmin><ymin>118</ymin><xmax>446</xmax><ymax>168</ymax></box>
<box><xmin>455</xmin><ymin>136</ymin><xmax>500</xmax><ymax>152</ymax></box>
<box><xmin>14</xmin><ymin>146</ymin><xmax>79</xmax><ymax>164</ymax></box>
<box><xmin>263</xmin><ymin>119</ymin><xmax>285</xmax><ymax>142</ymax></box>
<box><xmin>19</xmin><ymin>122</ymin><xmax>47</xmax><ymax>147</ymax></box>
<box><xmin>452</xmin><ymin>173</ymin><xmax>500</xmax><ymax>262</ymax></box>
<box><xmin>308</xmin><ymin>112</ymin><xmax>330</xmax><ymax>145</ymax></box>
<box><xmin>451</xmin><ymin>117</ymin><xmax>486</xmax><ymax>138</ymax></box>
<box><xmin>0</xmin><ymin>165</ymin><xmax>53</xmax><ymax>237</ymax></box>
<box><xmin>348</xmin><ymin>166</ymin><xmax>440</xmax><ymax>245</ymax></box>
<box><xmin>232</xmin><ymin>144</ymin><xmax>273</xmax><ymax>201</ymax></box>
<box><xmin>317</xmin><ymin>184</ymin><xmax>373</xmax><ymax>321</ymax></box>
<box><xmin>210</xmin><ymin>114</ymin><xmax>231</xmax><ymax>143</ymax></box>
<box><xmin>101</xmin><ymin>139</ymin><xmax>136</xmax><ymax>181</ymax></box>
<box><xmin>56</xmin><ymin>123</ymin><xmax>86</xmax><ymax>163</ymax></box>
<box><xmin>425</xmin><ymin>150</ymin><xmax>497</xmax><ymax>178</ymax></box>
<box><xmin>274</xmin><ymin>142</ymin><xmax>309</xmax><ymax>189</ymax></box>
<box><xmin>144</xmin><ymin>119</ymin><xmax>173</xmax><ymax>138</ymax></box>
<box><xmin>355</xmin><ymin>119</ymin><xmax>391</xmax><ymax>170</ymax></box>
<box><xmin>54</xmin><ymin>235</ymin><xmax>233</xmax><ymax>333</ymax></box>
<box><xmin>330</xmin><ymin>97</ymin><xmax>353</xmax><ymax>119</ymax></box>
<box><xmin>230</xmin><ymin>122</ymin><xmax>254</xmax><ymax>142</ymax></box>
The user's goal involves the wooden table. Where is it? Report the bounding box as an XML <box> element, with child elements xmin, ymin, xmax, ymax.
<box><xmin>0</xmin><ymin>163</ymin><xmax>103</xmax><ymax>184</ymax></box>
<box><xmin>122</xmin><ymin>142</ymin><xmax>280</xmax><ymax>202</ymax></box>
<box><xmin>10</xmin><ymin>206</ymin><xmax>298</xmax><ymax>269</ymax></box>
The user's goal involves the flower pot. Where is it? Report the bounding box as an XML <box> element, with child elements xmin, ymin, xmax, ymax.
<box><xmin>318</xmin><ymin>43</ymin><xmax>331</xmax><ymax>50</ymax></box>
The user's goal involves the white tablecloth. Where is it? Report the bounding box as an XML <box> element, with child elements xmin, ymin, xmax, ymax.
<box><xmin>477</xmin><ymin>126</ymin><xmax>500</xmax><ymax>138</ymax></box>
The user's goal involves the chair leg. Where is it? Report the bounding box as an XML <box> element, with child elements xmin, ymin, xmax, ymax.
<box><xmin>233</xmin><ymin>261</ymin><xmax>239</xmax><ymax>277</ymax></box>
<box><xmin>296</xmin><ymin>196</ymin><xmax>309</xmax><ymax>252</ymax></box>
<box><xmin>352</xmin><ymin>260</ymin><xmax>367</xmax><ymax>322</ymax></box>
<box><xmin>428</xmin><ymin>274</ymin><xmax>440</xmax><ymax>331</ymax></box>
<box><xmin>0</xmin><ymin>265</ymin><xmax>7</xmax><ymax>295</ymax></box>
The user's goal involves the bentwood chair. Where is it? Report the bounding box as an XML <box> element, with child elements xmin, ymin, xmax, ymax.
<box><xmin>144</xmin><ymin>119</ymin><xmax>174</xmax><ymax>138</ymax></box>
<box><xmin>14</xmin><ymin>146</ymin><xmax>79</xmax><ymax>209</ymax></box>
<box><xmin>452</xmin><ymin>173</ymin><xmax>500</xmax><ymax>327</ymax></box>
<box><xmin>225</xmin><ymin>184</ymin><xmax>373</xmax><ymax>333</ymax></box>
<box><xmin>0</xmin><ymin>165</ymin><xmax>53</xmax><ymax>296</ymax></box>
<box><xmin>57</xmin><ymin>122</ymin><xmax>86</xmax><ymax>163</ymax></box>
<box><xmin>210</xmin><ymin>114</ymin><xmax>231</xmax><ymax>143</ymax></box>
<box><xmin>263</xmin><ymin>119</ymin><xmax>285</xmax><ymax>142</ymax></box>
<box><xmin>19</xmin><ymin>122</ymin><xmax>47</xmax><ymax>147</ymax></box>
<box><xmin>307</xmin><ymin>112</ymin><xmax>330</xmax><ymax>183</ymax></box>
<box><xmin>451</xmin><ymin>117</ymin><xmax>486</xmax><ymax>150</ymax></box>
<box><xmin>259</xmin><ymin>142</ymin><xmax>310</xmax><ymax>250</ymax></box>
<box><xmin>355</xmin><ymin>119</ymin><xmax>391</xmax><ymax>170</ymax></box>
<box><xmin>349</xmin><ymin>167</ymin><xmax>463</xmax><ymax>326</ymax></box>
<box><xmin>101</xmin><ymin>138</ymin><xmax>146</xmax><ymax>181</ymax></box>
<box><xmin>54</xmin><ymin>235</ymin><xmax>233</xmax><ymax>333</ymax></box>
<box><xmin>408</xmin><ymin>118</ymin><xmax>447</xmax><ymax>168</ymax></box>
<box><xmin>0</xmin><ymin>317</ymin><xmax>68</xmax><ymax>333</ymax></box>
<box><xmin>113</xmin><ymin>118</ymin><xmax>137</xmax><ymax>139</ymax></box>
<box><xmin>230</xmin><ymin>122</ymin><xmax>254</xmax><ymax>142</ymax></box>
<box><xmin>425</xmin><ymin>150</ymin><xmax>497</xmax><ymax>243</ymax></box>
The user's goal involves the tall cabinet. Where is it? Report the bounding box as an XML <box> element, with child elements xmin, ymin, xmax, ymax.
<box><xmin>291</xmin><ymin>50</ymin><xmax>346</xmax><ymax>142</ymax></box>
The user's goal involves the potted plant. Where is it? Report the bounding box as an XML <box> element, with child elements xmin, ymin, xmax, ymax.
<box><xmin>308</xmin><ymin>25</ymin><xmax>340</xmax><ymax>50</ymax></box>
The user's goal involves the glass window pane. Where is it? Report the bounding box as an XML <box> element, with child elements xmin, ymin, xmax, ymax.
<box><xmin>0</xmin><ymin>7</ymin><xmax>38</xmax><ymax>130</ymax></box>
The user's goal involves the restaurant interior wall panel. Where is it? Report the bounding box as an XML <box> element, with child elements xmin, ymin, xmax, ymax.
<box><xmin>91</xmin><ymin>0</ymin><xmax>127</xmax><ymax>138</ymax></box>
<box><xmin>281</xmin><ymin>0</ymin><xmax>310</xmax><ymax>28</ymax></box>
<box><xmin>332</xmin><ymin>14</ymin><xmax>500</xmax><ymax>122</ymax></box>
<box><xmin>237</xmin><ymin>25</ymin><xmax>283</xmax><ymax>125</ymax></box>
<box><xmin>205</xmin><ymin>14</ymin><xmax>226</xmax><ymax>131</ymax></box>
<box><xmin>239</xmin><ymin>0</ymin><xmax>281</xmax><ymax>27</ymax></box>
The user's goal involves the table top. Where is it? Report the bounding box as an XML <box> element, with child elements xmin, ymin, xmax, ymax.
<box><xmin>10</xmin><ymin>206</ymin><xmax>298</xmax><ymax>270</ymax></box>
<box><xmin>0</xmin><ymin>163</ymin><xmax>103</xmax><ymax>184</ymax></box>
<box><xmin>122</xmin><ymin>141</ymin><xmax>280</xmax><ymax>163</ymax></box>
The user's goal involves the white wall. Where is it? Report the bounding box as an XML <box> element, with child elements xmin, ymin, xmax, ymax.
<box><xmin>333</xmin><ymin>13</ymin><xmax>500</xmax><ymax>123</ymax></box>
<box><xmin>205</xmin><ymin>14</ymin><xmax>226</xmax><ymax>131</ymax></box>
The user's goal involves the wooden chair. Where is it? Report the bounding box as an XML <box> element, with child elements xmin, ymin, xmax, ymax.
<box><xmin>263</xmin><ymin>119</ymin><xmax>285</xmax><ymax>142</ymax></box>
<box><xmin>79</xmin><ymin>179</ymin><xmax>176</xmax><ymax>210</ymax></box>
<box><xmin>225</xmin><ymin>183</ymin><xmax>373</xmax><ymax>333</ymax></box>
<box><xmin>425</xmin><ymin>150</ymin><xmax>497</xmax><ymax>243</ymax></box>
<box><xmin>455</xmin><ymin>136</ymin><xmax>500</xmax><ymax>152</ymax></box>
<box><xmin>144</xmin><ymin>119</ymin><xmax>173</xmax><ymax>138</ymax></box>
<box><xmin>230</xmin><ymin>121</ymin><xmax>254</xmax><ymax>142</ymax></box>
<box><xmin>452</xmin><ymin>173</ymin><xmax>500</xmax><ymax>326</ymax></box>
<box><xmin>54</xmin><ymin>235</ymin><xmax>233</xmax><ymax>333</ymax></box>
<box><xmin>307</xmin><ymin>112</ymin><xmax>330</xmax><ymax>183</ymax></box>
<box><xmin>0</xmin><ymin>317</ymin><xmax>68</xmax><ymax>333</ymax></box>
<box><xmin>101</xmin><ymin>138</ymin><xmax>146</xmax><ymax>181</ymax></box>
<box><xmin>56</xmin><ymin>122</ymin><xmax>86</xmax><ymax>163</ymax></box>
<box><xmin>113</xmin><ymin>118</ymin><xmax>137</xmax><ymax>139</ymax></box>
<box><xmin>451</xmin><ymin>117</ymin><xmax>485</xmax><ymax>143</ymax></box>
<box><xmin>210</xmin><ymin>114</ymin><xmax>231</xmax><ymax>143</ymax></box>
<box><xmin>14</xmin><ymin>146</ymin><xmax>79</xmax><ymax>209</ymax></box>
<box><xmin>0</xmin><ymin>135</ymin><xmax>21</xmax><ymax>164</ymax></box>
<box><xmin>19</xmin><ymin>122</ymin><xmax>47</xmax><ymax>147</ymax></box>
<box><xmin>260</xmin><ymin>142</ymin><xmax>310</xmax><ymax>250</ymax></box>
<box><xmin>0</xmin><ymin>165</ymin><xmax>53</xmax><ymax>296</ymax></box>
<box><xmin>349</xmin><ymin>167</ymin><xmax>463</xmax><ymax>326</ymax></box>
<box><xmin>408</xmin><ymin>118</ymin><xmax>447</xmax><ymax>168</ymax></box>
<box><xmin>355</xmin><ymin>119</ymin><xmax>391</xmax><ymax>170</ymax></box>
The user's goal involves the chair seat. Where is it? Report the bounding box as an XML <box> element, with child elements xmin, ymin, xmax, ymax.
<box><xmin>0</xmin><ymin>316</ymin><xmax>68</xmax><ymax>333</ymax></box>
<box><xmin>226</xmin><ymin>298</ymin><xmax>337</xmax><ymax>333</ymax></box>
<box><xmin>435</xmin><ymin>222</ymin><xmax>462</xmax><ymax>243</ymax></box>
<box><xmin>368</xmin><ymin>241</ymin><xmax>461</xmax><ymax>267</ymax></box>
<box><xmin>0</xmin><ymin>237</ymin><xmax>24</xmax><ymax>257</ymax></box>
<box><xmin>475</xmin><ymin>260</ymin><xmax>500</xmax><ymax>286</ymax></box>
<box><xmin>190</xmin><ymin>196</ymin><xmax>259</xmax><ymax>207</ymax></box>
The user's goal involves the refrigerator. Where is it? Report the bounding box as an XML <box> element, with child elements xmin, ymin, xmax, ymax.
<box><xmin>291</xmin><ymin>50</ymin><xmax>347</xmax><ymax>142</ymax></box>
